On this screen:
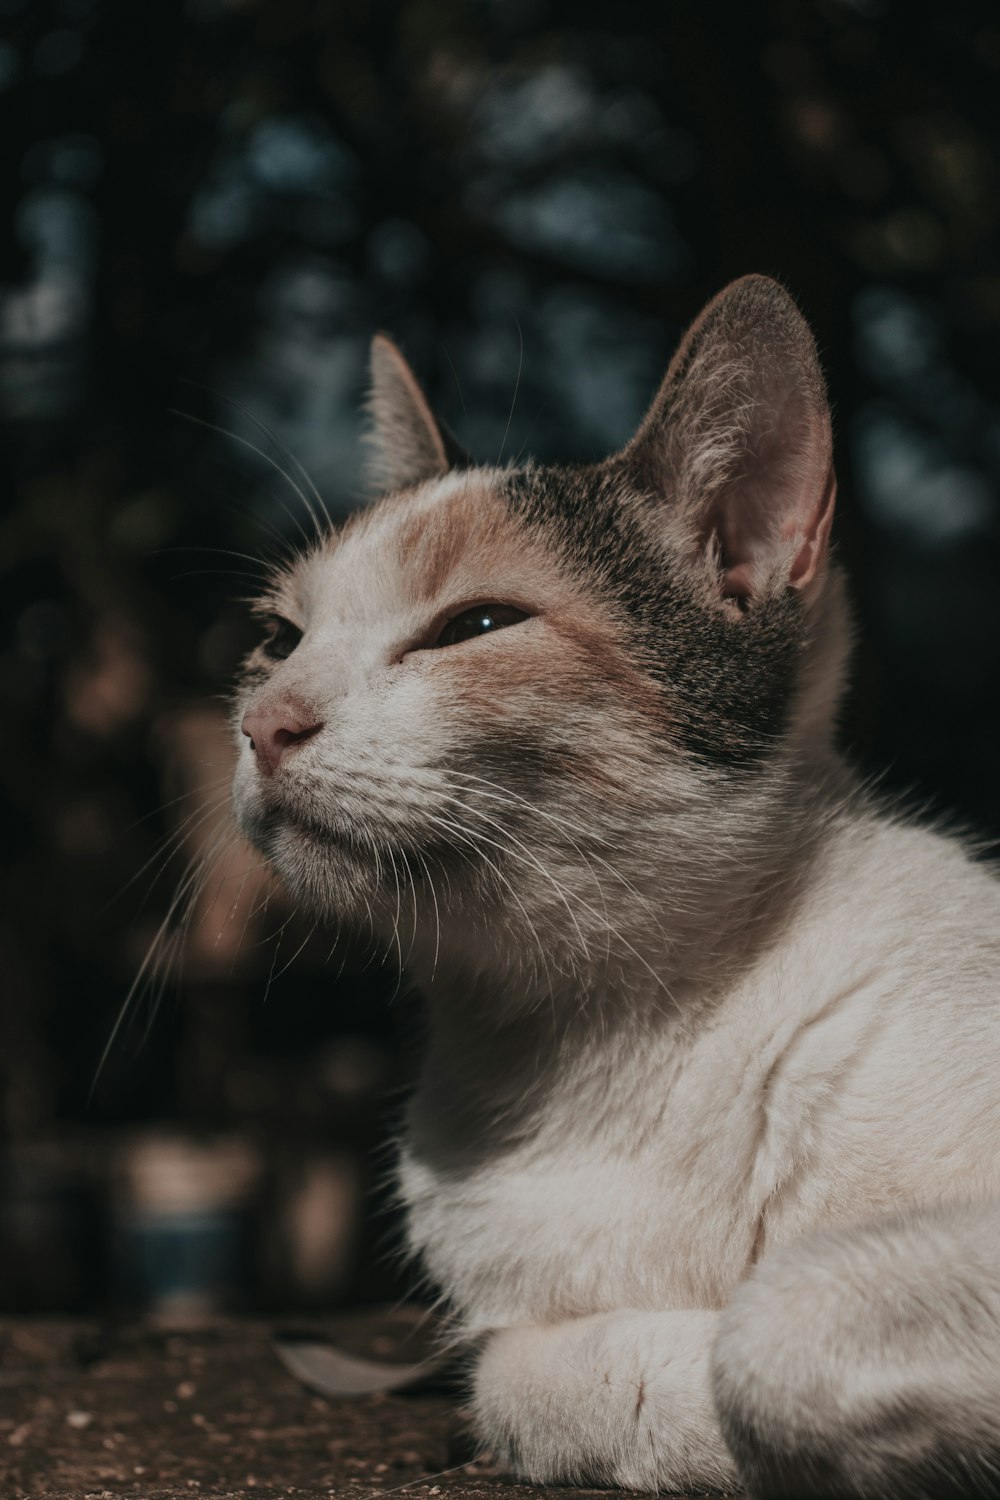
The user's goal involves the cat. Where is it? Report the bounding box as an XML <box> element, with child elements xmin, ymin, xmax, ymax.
<box><xmin>231</xmin><ymin>275</ymin><xmax>1000</xmax><ymax>1499</ymax></box>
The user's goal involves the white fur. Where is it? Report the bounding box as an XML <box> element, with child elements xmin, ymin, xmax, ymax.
<box><xmin>398</xmin><ymin>796</ymin><xmax>1000</xmax><ymax>1491</ymax></box>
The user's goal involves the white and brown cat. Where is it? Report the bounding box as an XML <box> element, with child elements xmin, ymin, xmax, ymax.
<box><xmin>232</xmin><ymin>276</ymin><xmax>1000</xmax><ymax>1499</ymax></box>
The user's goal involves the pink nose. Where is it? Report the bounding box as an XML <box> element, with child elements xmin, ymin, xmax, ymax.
<box><xmin>241</xmin><ymin>699</ymin><xmax>324</xmax><ymax>777</ymax></box>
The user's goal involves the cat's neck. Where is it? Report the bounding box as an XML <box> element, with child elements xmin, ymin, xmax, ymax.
<box><xmin>418</xmin><ymin>750</ymin><xmax>854</xmax><ymax>1010</ymax></box>
<box><xmin>405</xmin><ymin>749</ymin><xmax>859</xmax><ymax>1155</ymax></box>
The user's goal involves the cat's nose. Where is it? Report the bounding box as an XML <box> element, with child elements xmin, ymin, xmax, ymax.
<box><xmin>241</xmin><ymin>699</ymin><xmax>324</xmax><ymax>777</ymax></box>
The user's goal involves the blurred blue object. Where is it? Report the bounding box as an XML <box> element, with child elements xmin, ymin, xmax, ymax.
<box><xmin>113</xmin><ymin>1134</ymin><xmax>261</xmax><ymax>1321</ymax></box>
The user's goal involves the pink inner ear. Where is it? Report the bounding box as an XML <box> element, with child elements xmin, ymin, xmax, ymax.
<box><xmin>787</xmin><ymin>465</ymin><xmax>837</xmax><ymax>591</ymax></box>
<box><xmin>710</xmin><ymin>389</ymin><xmax>835</xmax><ymax>602</ymax></box>
<box><xmin>721</xmin><ymin>563</ymin><xmax>757</xmax><ymax>599</ymax></box>
<box><xmin>719</xmin><ymin>466</ymin><xmax>835</xmax><ymax>601</ymax></box>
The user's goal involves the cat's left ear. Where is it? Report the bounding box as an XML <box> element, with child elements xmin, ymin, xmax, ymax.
<box><xmin>366</xmin><ymin>335</ymin><xmax>468</xmax><ymax>493</ymax></box>
<box><xmin>622</xmin><ymin>275</ymin><xmax>836</xmax><ymax>602</ymax></box>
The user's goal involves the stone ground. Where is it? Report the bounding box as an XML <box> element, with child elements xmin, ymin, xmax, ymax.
<box><xmin>0</xmin><ymin>1313</ymin><xmax>729</xmax><ymax>1500</ymax></box>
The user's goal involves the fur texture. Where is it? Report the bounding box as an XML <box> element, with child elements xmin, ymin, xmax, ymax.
<box><xmin>231</xmin><ymin>277</ymin><xmax>1000</xmax><ymax>1498</ymax></box>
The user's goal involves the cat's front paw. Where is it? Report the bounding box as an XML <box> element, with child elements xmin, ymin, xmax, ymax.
<box><xmin>472</xmin><ymin>1325</ymin><xmax>601</xmax><ymax>1485</ymax></box>
<box><xmin>472</xmin><ymin>1319</ymin><xmax>738</xmax><ymax>1493</ymax></box>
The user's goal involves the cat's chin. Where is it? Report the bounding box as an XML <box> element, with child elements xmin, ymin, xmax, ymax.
<box><xmin>238</xmin><ymin>802</ymin><xmax>466</xmax><ymax>925</ymax></box>
<box><xmin>237</xmin><ymin>805</ymin><xmax>373</xmax><ymax>909</ymax></box>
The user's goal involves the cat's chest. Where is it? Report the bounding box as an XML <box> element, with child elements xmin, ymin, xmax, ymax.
<box><xmin>400</xmin><ymin>1153</ymin><xmax>743</xmax><ymax>1332</ymax></box>
<box><xmin>398</xmin><ymin>1046</ymin><xmax>765</xmax><ymax>1332</ymax></box>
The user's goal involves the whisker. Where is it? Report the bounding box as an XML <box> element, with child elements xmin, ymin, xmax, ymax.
<box><xmin>104</xmin><ymin>790</ymin><xmax>234</xmax><ymax>912</ymax></box>
<box><xmin>170</xmin><ymin>408</ymin><xmax>319</xmax><ymax>551</ymax></box>
<box><xmin>432</xmin><ymin>788</ymin><xmax>679</xmax><ymax>1017</ymax></box>
<box><xmin>440</xmin><ymin>341</ymin><xmax>468</xmax><ymax>432</ymax></box>
<box><xmin>260</xmin><ymin>913</ymin><xmax>296</xmax><ymax>1003</ymax></box>
<box><xmin>153</xmin><ymin>543</ymin><xmax>275</xmax><ymax>573</ymax></box>
<box><xmin>441</xmin><ymin>769</ymin><xmax>656</xmax><ymax>913</ymax></box>
<box><xmin>123</xmin><ymin>775</ymin><xmax>232</xmax><ymax>834</ymax></box>
<box><xmin>416</xmin><ymin>846</ymin><xmax>441</xmax><ymax>982</ymax></box>
<box><xmin>91</xmin><ymin>836</ymin><xmax>227</xmax><ymax>1094</ymax></box>
<box><xmin>264</xmin><ymin>920</ymin><xmax>317</xmax><ymax>989</ymax></box>
<box><xmin>200</xmin><ymin>382</ymin><xmax>335</xmax><ymax>537</ymax></box>
<box><xmin>442</xmin><ymin>795</ymin><xmax>591</xmax><ymax>961</ymax></box>
<box><xmin>384</xmin><ymin>846</ymin><xmax>407</xmax><ymax>1004</ymax></box>
<box><xmin>204</xmin><ymin>448</ymin><xmax>319</xmax><ymax>555</ymax></box>
<box><xmin>371</xmin><ymin>1460</ymin><xmax>479</xmax><ymax>1497</ymax></box>
<box><xmin>419</xmin><ymin>809</ymin><xmax>556</xmax><ymax>994</ymax></box>
<box><xmin>497</xmin><ymin>310</ymin><xmax>524</xmax><ymax>468</ymax></box>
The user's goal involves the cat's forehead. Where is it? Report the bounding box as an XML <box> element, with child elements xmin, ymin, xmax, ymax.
<box><xmin>285</xmin><ymin>470</ymin><xmax>583</xmax><ymax>624</ymax></box>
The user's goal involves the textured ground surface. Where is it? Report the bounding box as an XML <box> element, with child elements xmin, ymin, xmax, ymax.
<box><xmin>0</xmin><ymin>1314</ymin><xmax>728</xmax><ymax>1500</ymax></box>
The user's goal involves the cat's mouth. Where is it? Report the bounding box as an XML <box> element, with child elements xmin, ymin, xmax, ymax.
<box><xmin>247</xmin><ymin>802</ymin><xmax>469</xmax><ymax>884</ymax></box>
<box><xmin>248</xmin><ymin>803</ymin><xmax>372</xmax><ymax>860</ymax></box>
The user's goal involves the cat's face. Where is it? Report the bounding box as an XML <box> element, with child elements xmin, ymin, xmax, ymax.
<box><xmin>232</xmin><ymin>471</ymin><xmax>667</xmax><ymax>959</ymax></box>
<box><xmin>231</xmin><ymin>277</ymin><xmax>844</xmax><ymax>990</ymax></box>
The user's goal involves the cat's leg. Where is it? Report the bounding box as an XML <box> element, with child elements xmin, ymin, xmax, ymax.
<box><xmin>472</xmin><ymin>1307</ymin><xmax>740</xmax><ymax>1492</ymax></box>
<box><xmin>713</xmin><ymin>1200</ymin><xmax>1000</xmax><ymax>1500</ymax></box>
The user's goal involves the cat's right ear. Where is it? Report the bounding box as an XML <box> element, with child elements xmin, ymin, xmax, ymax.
<box><xmin>365</xmin><ymin>335</ymin><xmax>467</xmax><ymax>494</ymax></box>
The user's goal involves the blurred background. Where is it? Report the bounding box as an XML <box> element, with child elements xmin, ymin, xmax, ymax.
<box><xmin>2</xmin><ymin>0</ymin><xmax>1000</xmax><ymax>1318</ymax></box>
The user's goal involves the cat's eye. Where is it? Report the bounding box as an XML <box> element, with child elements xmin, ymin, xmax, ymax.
<box><xmin>433</xmin><ymin>603</ymin><xmax>529</xmax><ymax>648</ymax></box>
<box><xmin>261</xmin><ymin>616</ymin><xmax>303</xmax><ymax>661</ymax></box>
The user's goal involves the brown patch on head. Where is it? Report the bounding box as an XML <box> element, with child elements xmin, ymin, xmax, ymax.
<box><xmin>377</xmin><ymin>473</ymin><xmax>589</xmax><ymax>625</ymax></box>
<box><xmin>546</xmin><ymin>612</ymin><xmax>669</xmax><ymax>726</ymax></box>
<box><xmin>426</xmin><ymin>571</ymin><xmax>671</xmax><ymax>804</ymax></box>
<box><xmin>393</xmin><ymin>477</ymin><xmax>506</xmax><ymax>603</ymax></box>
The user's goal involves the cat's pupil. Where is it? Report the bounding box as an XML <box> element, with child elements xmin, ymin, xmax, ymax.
<box><xmin>435</xmin><ymin>604</ymin><xmax>528</xmax><ymax>648</ymax></box>
<box><xmin>262</xmin><ymin>617</ymin><xmax>303</xmax><ymax>661</ymax></box>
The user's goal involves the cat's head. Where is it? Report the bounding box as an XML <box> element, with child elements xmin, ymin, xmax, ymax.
<box><xmin>231</xmin><ymin>276</ymin><xmax>848</xmax><ymax>993</ymax></box>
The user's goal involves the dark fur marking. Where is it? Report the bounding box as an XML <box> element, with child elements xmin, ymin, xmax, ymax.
<box><xmin>501</xmin><ymin>463</ymin><xmax>805</xmax><ymax>767</ymax></box>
